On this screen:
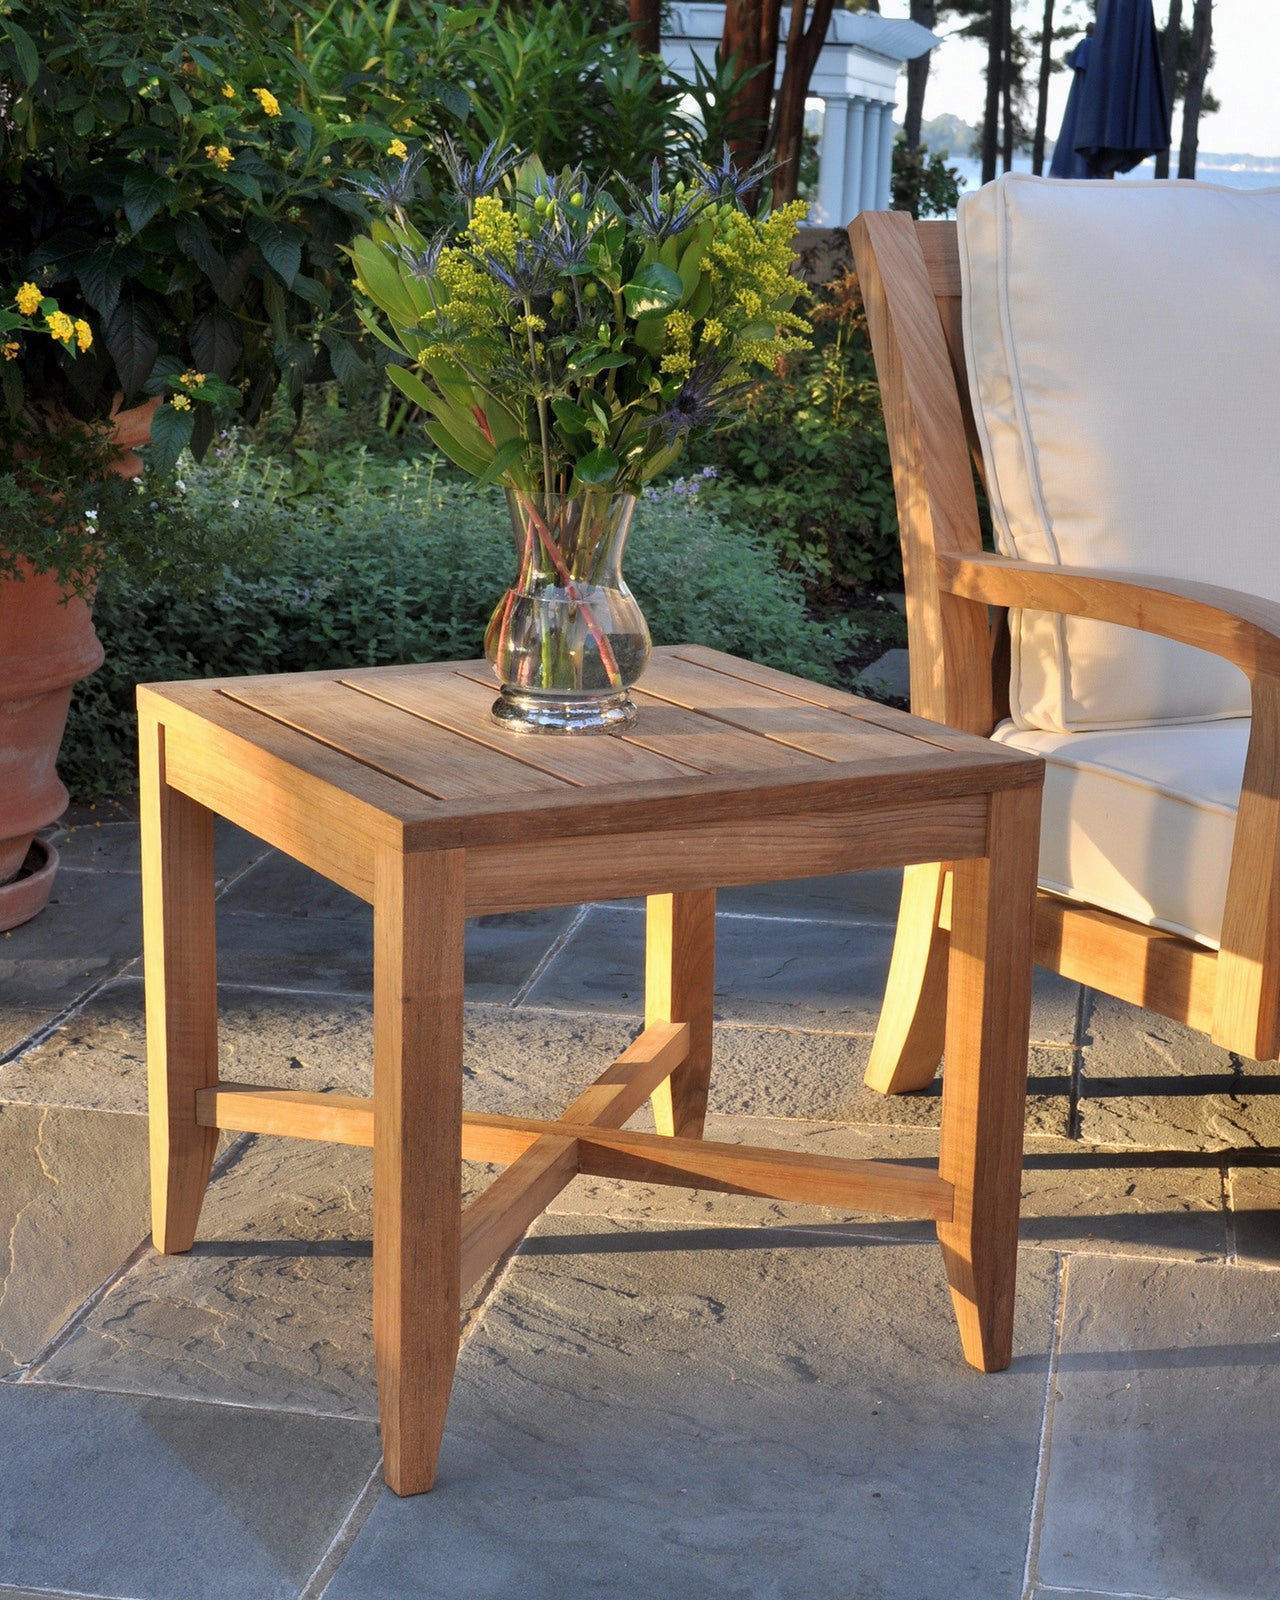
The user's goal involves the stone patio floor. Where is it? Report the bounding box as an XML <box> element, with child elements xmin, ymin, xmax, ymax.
<box><xmin>2</xmin><ymin>793</ymin><xmax>1279</xmax><ymax>1600</ymax></box>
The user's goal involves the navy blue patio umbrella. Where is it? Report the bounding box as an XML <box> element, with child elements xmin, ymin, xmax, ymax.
<box><xmin>1054</xmin><ymin>0</ymin><xmax>1171</xmax><ymax>178</ymax></box>
<box><xmin>1049</xmin><ymin>32</ymin><xmax>1094</xmax><ymax>179</ymax></box>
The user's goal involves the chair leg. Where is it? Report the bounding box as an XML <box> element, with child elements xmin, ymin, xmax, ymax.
<box><xmin>865</xmin><ymin>861</ymin><xmax>951</xmax><ymax>1094</ymax></box>
<box><xmin>646</xmin><ymin>890</ymin><xmax>716</xmax><ymax>1139</ymax></box>
<box><xmin>140</xmin><ymin>716</ymin><xmax>220</xmax><ymax>1255</ymax></box>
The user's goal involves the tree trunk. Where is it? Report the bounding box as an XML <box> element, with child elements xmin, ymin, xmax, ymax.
<box><xmin>1154</xmin><ymin>0</ymin><xmax>1181</xmax><ymax>178</ymax></box>
<box><xmin>1178</xmin><ymin>0</ymin><xmax>1212</xmax><ymax>178</ymax></box>
<box><xmin>720</xmin><ymin>0</ymin><xmax>783</xmax><ymax>173</ymax></box>
<box><xmin>903</xmin><ymin>0</ymin><xmax>937</xmax><ymax>148</ymax></box>
<box><xmin>982</xmin><ymin>0</ymin><xmax>1006</xmax><ymax>183</ymax></box>
<box><xmin>628</xmin><ymin>0</ymin><xmax>662</xmax><ymax>57</ymax></box>
<box><xmin>1031</xmin><ymin>0</ymin><xmax>1054</xmax><ymax>175</ymax></box>
<box><xmin>1001</xmin><ymin>18</ymin><xmax>1015</xmax><ymax>173</ymax></box>
<box><xmin>770</xmin><ymin>0</ymin><xmax>837</xmax><ymax>205</ymax></box>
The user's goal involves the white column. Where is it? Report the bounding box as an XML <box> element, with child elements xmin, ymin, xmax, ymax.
<box><xmin>860</xmin><ymin>99</ymin><xmax>882</xmax><ymax>217</ymax></box>
<box><xmin>841</xmin><ymin>96</ymin><xmax>868</xmax><ymax>223</ymax></box>
<box><xmin>815</xmin><ymin>96</ymin><xmax>849</xmax><ymax>227</ymax></box>
<box><xmin>876</xmin><ymin>97</ymin><xmax>896</xmax><ymax>209</ymax></box>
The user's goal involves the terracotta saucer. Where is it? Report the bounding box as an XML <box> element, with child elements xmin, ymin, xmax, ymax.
<box><xmin>0</xmin><ymin>836</ymin><xmax>60</xmax><ymax>933</ymax></box>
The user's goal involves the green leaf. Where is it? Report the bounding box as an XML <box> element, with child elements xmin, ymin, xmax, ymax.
<box><xmin>104</xmin><ymin>300</ymin><xmax>158</xmax><ymax>396</ymax></box>
<box><xmin>246</xmin><ymin>216</ymin><xmax>302</xmax><ymax>287</ymax></box>
<box><xmin>76</xmin><ymin>251</ymin><xmax>125</xmax><ymax>324</ymax></box>
<box><xmin>572</xmin><ymin>350</ymin><xmax>629</xmax><ymax>376</ymax></box>
<box><xmin>476</xmin><ymin>436</ymin><xmax>525</xmax><ymax>487</ymax></box>
<box><xmin>145</xmin><ymin>403</ymin><xmax>195</xmax><ymax>477</ymax></box>
<box><xmin>622</xmin><ymin>263</ymin><xmax>684</xmax><ymax>320</ymax></box>
<box><xmin>320</xmin><ymin>330</ymin><xmax>370</xmax><ymax>391</ymax></box>
<box><xmin>386</xmin><ymin>364</ymin><xmax>438</xmax><ymax>411</ymax></box>
<box><xmin>218</xmin><ymin>170</ymin><xmax>264</xmax><ymax>207</ymax></box>
<box><xmin>122</xmin><ymin>169</ymin><xmax>179</xmax><ymax>234</ymax></box>
<box><xmin>174</xmin><ymin>215</ymin><xmax>229</xmax><ymax>297</ymax></box>
<box><xmin>551</xmin><ymin>398</ymin><xmax>592</xmax><ymax>434</ymax></box>
<box><xmin>1</xmin><ymin>20</ymin><xmax>40</xmax><ymax>86</ymax></box>
<box><xmin>349</xmin><ymin>236</ymin><xmax>419</xmax><ymax>327</ymax></box>
<box><xmin>677</xmin><ymin>235</ymin><xmax>709</xmax><ymax>301</ymax></box>
<box><xmin>190</xmin><ymin>308</ymin><xmax>243</xmax><ymax>378</ymax></box>
<box><xmin>573</xmin><ymin>447</ymin><xmax>620</xmax><ymax>487</ymax></box>
<box><xmin>423</xmin><ymin>419</ymin><xmax>490</xmax><ymax>478</ymax></box>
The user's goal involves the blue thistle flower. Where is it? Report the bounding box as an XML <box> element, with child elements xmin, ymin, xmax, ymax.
<box><xmin>440</xmin><ymin>137</ymin><xmax>522</xmax><ymax>202</ymax></box>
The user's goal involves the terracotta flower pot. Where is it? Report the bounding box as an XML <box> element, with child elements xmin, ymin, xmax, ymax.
<box><xmin>0</xmin><ymin>395</ymin><xmax>159</xmax><ymax>928</ymax></box>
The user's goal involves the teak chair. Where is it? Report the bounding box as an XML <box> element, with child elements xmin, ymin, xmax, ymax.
<box><xmin>850</xmin><ymin>177</ymin><xmax>1280</xmax><ymax>1095</ymax></box>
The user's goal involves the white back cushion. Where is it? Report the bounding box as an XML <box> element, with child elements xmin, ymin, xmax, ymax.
<box><xmin>958</xmin><ymin>175</ymin><xmax>1280</xmax><ymax>732</ymax></box>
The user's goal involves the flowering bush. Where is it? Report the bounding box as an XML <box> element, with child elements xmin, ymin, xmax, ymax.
<box><xmin>350</xmin><ymin>149</ymin><xmax>811</xmax><ymax>497</ymax></box>
<box><xmin>0</xmin><ymin>0</ymin><xmax>427</xmax><ymax>485</ymax></box>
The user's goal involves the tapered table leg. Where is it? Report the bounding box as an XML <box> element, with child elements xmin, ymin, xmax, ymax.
<box><xmin>140</xmin><ymin>715</ymin><xmax>220</xmax><ymax>1254</ymax></box>
<box><xmin>646</xmin><ymin>889</ymin><xmax>716</xmax><ymax>1140</ymax></box>
<box><xmin>936</xmin><ymin>784</ymin><xmax>1039</xmax><ymax>1372</ymax></box>
<box><xmin>373</xmin><ymin>844</ymin><xmax>465</xmax><ymax>1495</ymax></box>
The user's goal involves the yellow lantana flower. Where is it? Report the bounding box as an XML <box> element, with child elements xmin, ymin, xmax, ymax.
<box><xmin>387</xmin><ymin>138</ymin><xmax>408</xmax><ymax>159</ymax></box>
<box><xmin>170</xmin><ymin>394</ymin><xmax>192</xmax><ymax>411</ymax></box>
<box><xmin>222</xmin><ymin>84</ymin><xmax>236</xmax><ymax>99</ymax></box>
<box><xmin>45</xmin><ymin>310</ymin><xmax>75</xmax><ymax>345</ymax></box>
<box><xmin>181</xmin><ymin>371</ymin><xmax>206</xmax><ymax>387</ymax></box>
<box><xmin>15</xmin><ymin>282</ymin><xmax>41</xmax><ymax>316</ymax></box>
<box><xmin>2</xmin><ymin>341</ymin><xmax>19</xmax><ymax>361</ymax></box>
<box><xmin>205</xmin><ymin>144</ymin><xmax>234</xmax><ymax>172</ymax></box>
<box><xmin>252</xmin><ymin>87</ymin><xmax>281</xmax><ymax>117</ymax></box>
<box><xmin>74</xmin><ymin>320</ymin><xmax>93</xmax><ymax>352</ymax></box>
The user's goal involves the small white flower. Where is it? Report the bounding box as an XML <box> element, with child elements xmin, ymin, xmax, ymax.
<box><xmin>231</xmin><ymin>498</ymin><xmax>240</xmax><ymax>508</ymax></box>
<box><xmin>175</xmin><ymin>479</ymin><xmax>186</xmax><ymax>492</ymax></box>
<box><xmin>84</xmin><ymin>509</ymin><xmax>98</xmax><ymax>522</ymax></box>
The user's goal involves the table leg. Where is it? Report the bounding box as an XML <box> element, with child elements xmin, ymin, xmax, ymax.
<box><xmin>646</xmin><ymin>890</ymin><xmax>716</xmax><ymax>1139</ymax></box>
<box><xmin>373</xmin><ymin>844</ymin><xmax>465</xmax><ymax>1495</ymax></box>
<box><xmin>936</xmin><ymin>784</ymin><xmax>1039</xmax><ymax>1372</ymax></box>
<box><xmin>139</xmin><ymin>716</ymin><xmax>220</xmax><ymax>1254</ymax></box>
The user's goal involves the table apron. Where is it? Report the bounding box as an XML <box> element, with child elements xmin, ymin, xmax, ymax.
<box><xmin>461</xmin><ymin>796</ymin><xmax>991</xmax><ymax>916</ymax></box>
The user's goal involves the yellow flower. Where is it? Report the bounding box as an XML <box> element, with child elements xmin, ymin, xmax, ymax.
<box><xmin>221</xmin><ymin>84</ymin><xmax>236</xmax><ymax>99</ymax></box>
<box><xmin>45</xmin><ymin>310</ymin><xmax>75</xmax><ymax>345</ymax></box>
<box><xmin>15</xmin><ymin>282</ymin><xmax>41</xmax><ymax>316</ymax></box>
<box><xmin>205</xmin><ymin>144</ymin><xmax>234</xmax><ymax>172</ymax></box>
<box><xmin>393</xmin><ymin>117</ymin><xmax>413</xmax><ymax>132</ymax></box>
<box><xmin>252</xmin><ymin>87</ymin><xmax>281</xmax><ymax>117</ymax></box>
<box><xmin>387</xmin><ymin>138</ymin><xmax>408</xmax><ymax>159</ymax></box>
<box><xmin>170</xmin><ymin>394</ymin><xmax>192</xmax><ymax>411</ymax></box>
<box><xmin>74</xmin><ymin>319</ymin><xmax>93</xmax><ymax>352</ymax></box>
<box><xmin>181</xmin><ymin>371</ymin><xmax>206</xmax><ymax>387</ymax></box>
<box><xmin>2</xmin><ymin>341</ymin><xmax>19</xmax><ymax>361</ymax></box>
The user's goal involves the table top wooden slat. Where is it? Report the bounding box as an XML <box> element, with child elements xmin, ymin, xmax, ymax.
<box><xmin>634</xmin><ymin>653</ymin><xmax>930</xmax><ymax>764</ymax></box>
<box><xmin>345</xmin><ymin>665</ymin><xmax>712</xmax><ymax>786</ymax></box>
<box><xmin>222</xmin><ymin>678</ymin><xmax>572</xmax><ymax>800</ymax></box>
<box><xmin>668</xmin><ymin>645</ymin><xmax>982</xmax><ymax>752</ymax></box>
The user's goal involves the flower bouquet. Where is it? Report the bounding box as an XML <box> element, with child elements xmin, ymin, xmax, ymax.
<box><xmin>350</xmin><ymin>146</ymin><xmax>811</xmax><ymax>732</ymax></box>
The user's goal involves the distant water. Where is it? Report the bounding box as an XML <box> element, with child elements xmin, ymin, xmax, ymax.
<box><xmin>946</xmin><ymin>152</ymin><xmax>1280</xmax><ymax>199</ymax></box>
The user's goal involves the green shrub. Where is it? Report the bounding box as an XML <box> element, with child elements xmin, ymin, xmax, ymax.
<box><xmin>61</xmin><ymin>439</ymin><xmax>858</xmax><ymax>797</ymax></box>
<box><xmin>683</xmin><ymin>272</ymin><xmax>901</xmax><ymax>597</ymax></box>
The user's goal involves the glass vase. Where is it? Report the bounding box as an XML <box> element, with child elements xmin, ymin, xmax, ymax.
<box><xmin>484</xmin><ymin>489</ymin><xmax>652</xmax><ymax>734</ymax></box>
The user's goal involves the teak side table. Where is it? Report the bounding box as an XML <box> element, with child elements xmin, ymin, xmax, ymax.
<box><xmin>137</xmin><ymin>645</ymin><xmax>1042</xmax><ymax>1495</ymax></box>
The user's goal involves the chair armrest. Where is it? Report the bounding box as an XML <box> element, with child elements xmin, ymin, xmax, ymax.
<box><xmin>937</xmin><ymin>551</ymin><xmax>1280</xmax><ymax>680</ymax></box>
<box><xmin>938</xmin><ymin>552</ymin><xmax>1280</xmax><ymax>1057</ymax></box>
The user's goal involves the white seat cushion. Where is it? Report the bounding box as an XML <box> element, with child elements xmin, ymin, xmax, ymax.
<box><xmin>958</xmin><ymin>175</ymin><xmax>1280</xmax><ymax>733</ymax></box>
<box><xmin>991</xmin><ymin>717</ymin><xmax>1248</xmax><ymax>948</ymax></box>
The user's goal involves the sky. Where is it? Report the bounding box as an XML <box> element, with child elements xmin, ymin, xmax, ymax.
<box><xmin>878</xmin><ymin>1</ymin><xmax>1280</xmax><ymax>159</ymax></box>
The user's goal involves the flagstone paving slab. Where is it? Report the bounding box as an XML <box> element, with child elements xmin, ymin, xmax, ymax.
<box><xmin>1077</xmin><ymin>994</ymin><xmax>1280</xmax><ymax>1150</ymax></box>
<box><xmin>0</xmin><ymin>1102</ymin><xmax>149</xmax><ymax>1375</ymax></box>
<box><xmin>1226</xmin><ymin>1160</ymin><xmax>1280</xmax><ymax>1268</ymax></box>
<box><xmin>522</xmin><ymin>903</ymin><xmax>1080</xmax><ymax>1043</ymax></box>
<box><xmin>322</xmin><ymin>1216</ymin><xmax>1055</xmax><ymax>1600</ymax></box>
<box><xmin>1017</xmin><ymin>1143</ymin><xmax>1228</xmax><ymax>1261</ymax></box>
<box><xmin>1035</xmin><ymin>1254</ymin><xmax>1280</xmax><ymax>1599</ymax></box>
<box><xmin>0</xmin><ymin>1383</ymin><xmax>377</xmax><ymax>1600</ymax></box>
